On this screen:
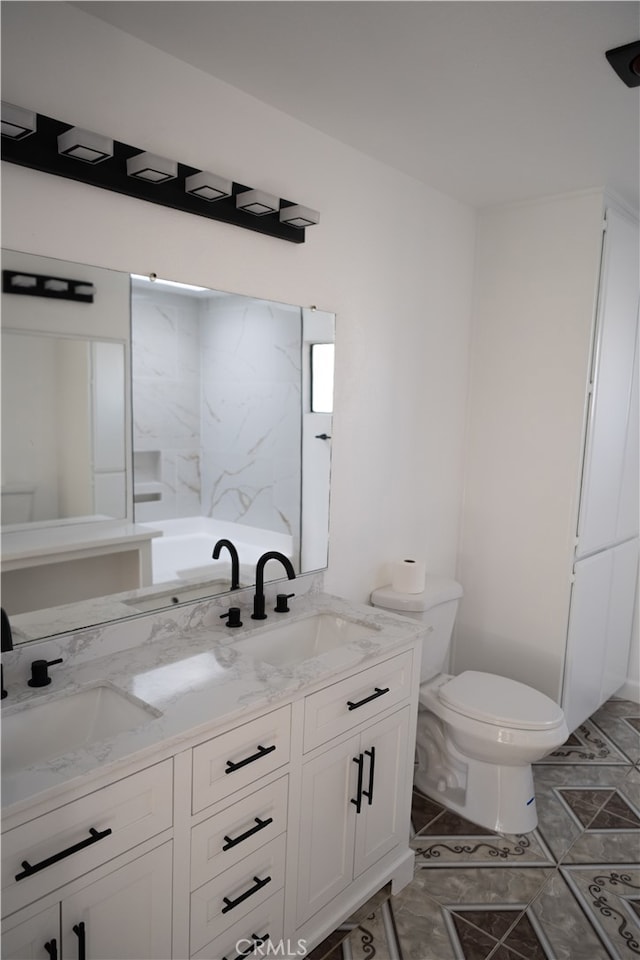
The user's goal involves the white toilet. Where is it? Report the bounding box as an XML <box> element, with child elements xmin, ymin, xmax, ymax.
<box><xmin>371</xmin><ymin>579</ymin><xmax>568</xmax><ymax>835</ymax></box>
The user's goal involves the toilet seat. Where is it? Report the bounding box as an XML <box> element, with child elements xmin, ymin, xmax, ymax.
<box><xmin>438</xmin><ymin>671</ymin><xmax>565</xmax><ymax>731</ymax></box>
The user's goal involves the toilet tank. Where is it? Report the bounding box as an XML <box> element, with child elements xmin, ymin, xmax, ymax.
<box><xmin>370</xmin><ymin>577</ymin><xmax>463</xmax><ymax>683</ymax></box>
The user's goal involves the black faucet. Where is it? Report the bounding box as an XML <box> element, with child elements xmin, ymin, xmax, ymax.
<box><xmin>1</xmin><ymin>608</ymin><xmax>13</xmax><ymax>653</ymax></box>
<box><xmin>212</xmin><ymin>539</ymin><xmax>240</xmax><ymax>590</ymax></box>
<box><xmin>252</xmin><ymin>551</ymin><xmax>296</xmax><ymax>620</ymax></box>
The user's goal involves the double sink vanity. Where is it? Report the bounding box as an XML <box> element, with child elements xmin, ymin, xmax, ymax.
<box><xmin>1</xmin><ymin>584</ymin><xmax>423</xmax><ymax>960</ymax></box>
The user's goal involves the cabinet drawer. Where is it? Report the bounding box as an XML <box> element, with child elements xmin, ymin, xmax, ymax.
<box><xmin>1</xmin><ymin>759</ymin><xmax>173</xmax><ymax>917</ymax></box>
<box><xmin>304</xmin><ymin>651</ymin><xmax>414</xmax><ymax>752</ymax></box>
<box><xmin>190</xmin><ymin>834</ymin><xmax>286</xmax><ymax>953</ymax></box>
<box><xmin>192</xmin><ymin>706</ymin><xmax>290</xmax><ymax>814</ymax></box>
<box><xmin>191</xmin><ymin>889</ymin><xmax>284</xmax><ymax>960</ymax></box>
<box><xmin>191</xmin><ymin>776</ymin><xmax>288</xmax><ymax>890</ymax></box>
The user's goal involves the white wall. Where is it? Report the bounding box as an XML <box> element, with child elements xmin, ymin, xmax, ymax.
<box><xmin>1</xmin><ymin>2</ymin><xmax>476</xmax><ymax>603</ymax></box>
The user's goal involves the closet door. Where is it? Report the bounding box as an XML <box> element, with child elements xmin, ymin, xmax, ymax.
<box><xmin>563</xmin><ymin>538</ymin><xmax>639</xmax><ymax>732</ymax></box>
<box><xmin>576</xmin><ymin>208</ymin><xmax>639</xmax><ymax>558</ymax></box>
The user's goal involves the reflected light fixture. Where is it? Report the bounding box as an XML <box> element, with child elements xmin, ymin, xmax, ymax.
<box><xmin>605</xmin><ymin>39</ymin><xmax>640</xmax><ymax>87</ymax></box>
<box><xmin>126</xmin><ymin>151</ymin><xmax>177</xmax><ymax>183</ymax></box>
<box><xmin>1</xmin><ymin>102</ymin><xmax>36</xmax><ymax>140</ymax></box>
<box><xmin>236</xmin><ymin>189</ymin><xmax>279</xmax><ymax>216</ymax></box>
<box><xmin>185</xmin><ymin>171</ymin><xmax>232</xmax><ymax>202</ymax></box>
<box><xmin>279</xmin><ymin>205</ymin><xmax>320</xmax><ymax>228</ymax></box>
<box><xmin>58</xmin><ymin>127</ymin><xmax>113</xmax><ymax>164</ymax></box>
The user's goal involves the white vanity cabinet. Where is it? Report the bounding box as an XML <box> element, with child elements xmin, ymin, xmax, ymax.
<box><xmin>294</xmin><ymin>651</ymin><xmax>416</xmax><ymax>938</ymax></box>
<box><xmin>1</xmin><ymin>760</ymin><xmax>173</xmax><ymax>960</ymax></box>
<box><xmin>2</xmin><ymin>619</ymin><xmax>421</xmax><ymax>960</ymax></box>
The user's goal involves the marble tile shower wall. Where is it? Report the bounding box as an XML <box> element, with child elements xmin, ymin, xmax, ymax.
<box><xmin>131</xmin><ymin>289</ymin><xmax>302</xmax><ymax>543</ymax></box>
<box><xmin>132</xmin><ymin>289</ymin><xmax>202</xmax><ymax>521</ymax></box>
<box><xmin>199</xmin><ymin>294</ymin><xmax>302</xmax><ymax>540</ymax></box>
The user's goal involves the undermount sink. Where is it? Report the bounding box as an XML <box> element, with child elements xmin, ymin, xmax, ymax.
<box><xmin>1</xmin><ymin>684</ymin><xmax>161</xmax><ymax>775</ymax></box>
<box><xmin>236</xmin><ymin>613</ymin><xmax>380</xmax><ymax>667</ymax></box>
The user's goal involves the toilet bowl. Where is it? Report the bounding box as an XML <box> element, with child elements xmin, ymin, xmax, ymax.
<box><xmin>370</xmin><ymin>580</ymin><xmax>569</xmax><ymax>834</ymax></box>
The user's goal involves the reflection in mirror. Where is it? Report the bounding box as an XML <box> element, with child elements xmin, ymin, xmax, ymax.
<box><xmin>0</xmin><ymin>251</ymin><xmax>334</xmax><ymax>643</ymax></box>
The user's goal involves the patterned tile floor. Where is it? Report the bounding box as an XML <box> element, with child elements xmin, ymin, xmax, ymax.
<box><xmin>309</xmin><ymin>697</ymin><xmax>640</xmax><ymax>960</ymax></box>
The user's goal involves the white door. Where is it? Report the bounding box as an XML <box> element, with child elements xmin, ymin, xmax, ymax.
<box><xmin>1</xmin><ymin>903</ymin><xmax>59</xmax><ymax>960</ymax></box>
<box><xmin>61</xmin><ymin>843</ymin><xmax>172</xmax><ymax>960</ymax></box>
<box><xmin>354</xmin><ymin>708</ymin><xmax>412</xmax><ymax>878</ymax></box>
<box><xmin>296</xmin><ymin>735</ymin><xmax>358</xmax><ymax>926</ymax></box>
<box><xmin>563</xmin><ymin>539</ymin><xmax>639</xmax><ymax>732</ymax></box>
<box><xmin>577</xmin><ymin>208</ymin><xmax>640</xmax><ymax>558</ymax></box>
<box><xmin>301</xmin><ymin>308</ymin><xmax>335</xmax><ymax>572</ymax></box>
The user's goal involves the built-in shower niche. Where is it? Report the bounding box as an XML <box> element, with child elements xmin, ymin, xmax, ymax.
<box><xmin>133</xmin><ymin>450</ymin><xmax>163</xmax><ymax>520</ymax></box>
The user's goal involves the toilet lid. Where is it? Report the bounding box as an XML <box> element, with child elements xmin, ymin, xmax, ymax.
<box><xmin>438</xmin><ymin>671</ymin><xmax>565</xmax><ymax>731</ymax></box>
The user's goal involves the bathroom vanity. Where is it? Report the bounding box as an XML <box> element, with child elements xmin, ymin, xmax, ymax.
<box><xmin>1</xmin><ymin>590</ymin><xmax>422</xmax><ymax>960</ymax></box>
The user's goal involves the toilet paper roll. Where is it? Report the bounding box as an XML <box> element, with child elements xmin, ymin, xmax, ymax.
<box><xmin>391</xmin><ymin>559</ymin><xmax>426</xmax><ymax>594</ymax></box>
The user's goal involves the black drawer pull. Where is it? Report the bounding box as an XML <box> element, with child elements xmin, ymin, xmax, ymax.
<box><xmin>225</xmin><ymin>744</ymin><xmax>276</xmax><ymax>774</ymax></box>
<box><xmin>15</xmin><ymin>827</ymin><xmax>112</xmax><ymax>881</ymax></box>
<box><xmin>73</xmin><ymin>922</ymin><xmax>86</xmax><ymax>960</ymax></box>
<box><xmin>351</xmin><ymin>754</ymin><xmax>364</xmax><ymax>814</ymax></box>
<box><xmin>346</xmin><ymin>687</ymin><xmax>390</xmax><ymax>711</ymax></box>
<box><xmin>44</xmin><ymin>939</ymin><xmax>57</xmax><ymax>960</ymax></box>
<box><xmin>362</xmin><ymin>746</ymin><xmax>376</xmax><ymax>805</ymax></box>
<box><xmin>223</xmin><ymin>933</ymin><xmax>270</xmax><ymax>960</ymax></box>
<box><xmin>221</xmin><ymin>874</ymin><xmax>271</xmax><ymax>914</ymax></box>
<box><xmin>222</xmin><ymin>816</ymin><xmax>274</xmax><ymax>851</ymax></box>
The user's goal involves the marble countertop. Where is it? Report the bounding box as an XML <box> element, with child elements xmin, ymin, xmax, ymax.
<box><xmin>1</xmin><ymin>591</ymin><xmax>423</xmax><ymax>820</ymax></box>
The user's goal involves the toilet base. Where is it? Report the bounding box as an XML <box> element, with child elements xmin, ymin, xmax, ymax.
<box><xmin>415</xmin><ymin>712</ymin><xmax>538</xmax><ymax>835</ymax></box>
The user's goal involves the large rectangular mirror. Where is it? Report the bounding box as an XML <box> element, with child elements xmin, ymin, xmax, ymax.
<box><xmin>1</xmin><ymin>250</ymin><xmax>334</xmax><ymax>643</ymax></box>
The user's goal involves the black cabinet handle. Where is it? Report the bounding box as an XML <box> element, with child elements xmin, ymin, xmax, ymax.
<box><xmin>222</xmin><ymin>933</ymin><xmax>270</xmax><ymax>960</ymax></box>
<box><xmin>362</xmin><ymin>747</ymin><xmax>376</xmax><ymax>806</ymax></box>
<box><xmin>44</xmin><ymin>939</ymin><xmax>57</xmax><ymax>960</ymax></box>
<box><xmin>351</xmin><ymin>754</ymin><xmax>364</xmax><ymax>814</ymax></box>
<box><xmin>15</xmin><ymin>827</ymin><xmax>112</xmax><ymax>881</ymax></box>
<box><xmin>346</xmin><ymin>687</ymin><xmax>390</xmax><ymax>711</ymax></box>
<box><xmin>225</xmin><ymin>744</ymin><xmax>276</xmax><ymax>774</ymax></box>
<box><xmin>73</xmin><ymin>922</ymin><xmax>86</xmax><ymax>960</ymax></box>
<box><xmin>221</xmin><ymin>874</ymin><xmax>271</xmax><ymax>914</ymax></box>
<box><xmin>222</xmin><ymin>816</ymin><xmax>273</xmax><ymax>851</ymax></box>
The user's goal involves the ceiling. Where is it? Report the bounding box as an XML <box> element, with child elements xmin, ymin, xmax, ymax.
<box><xmin>72</xmin><ymin>1</ymin><xmax>639</xmax><ymax>209</ymax></box>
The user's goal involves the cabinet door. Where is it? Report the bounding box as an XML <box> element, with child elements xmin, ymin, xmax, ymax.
<box><xmin>61</xmin><ymin>842</ymin><xmax>172</xmax><ymax>960</ymax></box>
<box><xmin>353</xmin><ymin>707</ymin><xmax>412</xmax><ymax>878</ymax></box>
<box><xmin>1</xmin><ymin>903</ymin><xmax>59</xmax><ymax>960</ymax></box>
<box><xmin>563</xmin><ymin>539</ymin><xmax>639</xmax><ymax>732</ymax></box>
<box><xmin>577</xmin><ymin>208</ymin><xmax>639</xmax><ymax>557</ymax></box>
<box><xmin>296</xmin><ymin>735</ymin><xmax>359</xmax><ymax>926</ymax></box>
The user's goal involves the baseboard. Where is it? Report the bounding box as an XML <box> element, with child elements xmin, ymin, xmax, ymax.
<box><xmin>615</xmin><ymin>677</ymin><xmax>640</xmax><ymax>703</ymax></box>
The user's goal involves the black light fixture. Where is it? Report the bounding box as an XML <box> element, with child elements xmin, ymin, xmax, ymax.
<box><xmin>0</xmin><ymin>104</ymin><xmax>320</xmax><ymax>244</ymax></box>
<box><xmin>58</xmin><ymin>127</ymin><xmax>113</xmax><ymax>164</ymax></box>
<box><xmin>605</xmin><ymin>39</ymin><xmax>640</xmax><ymax>88</ymax></box>
<box><xmin>1</xmin><ymin>102</ymin><xmax>36</xmax><ymax>140</ymax></box>
<box><xmin>127</xmin><ymin>151</ymin><xmax>177</xmax><ymax>183</ymax></box>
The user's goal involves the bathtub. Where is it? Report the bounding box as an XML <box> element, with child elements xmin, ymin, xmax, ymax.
<box><xmin>139</xmin><ymin>516</ymin><xmax>294</xmax><ymax>585</ymax></box>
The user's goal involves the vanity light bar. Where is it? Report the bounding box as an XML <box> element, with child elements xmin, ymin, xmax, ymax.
<box><xmin>1</xmin><ymin>105</ymin><xmax>319</xmax><ymax>244</ymax></box>
<box><xmin>2</xmin><ymin>270</ymin><xmax>95</xmax><ymax>303</ymax></box>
